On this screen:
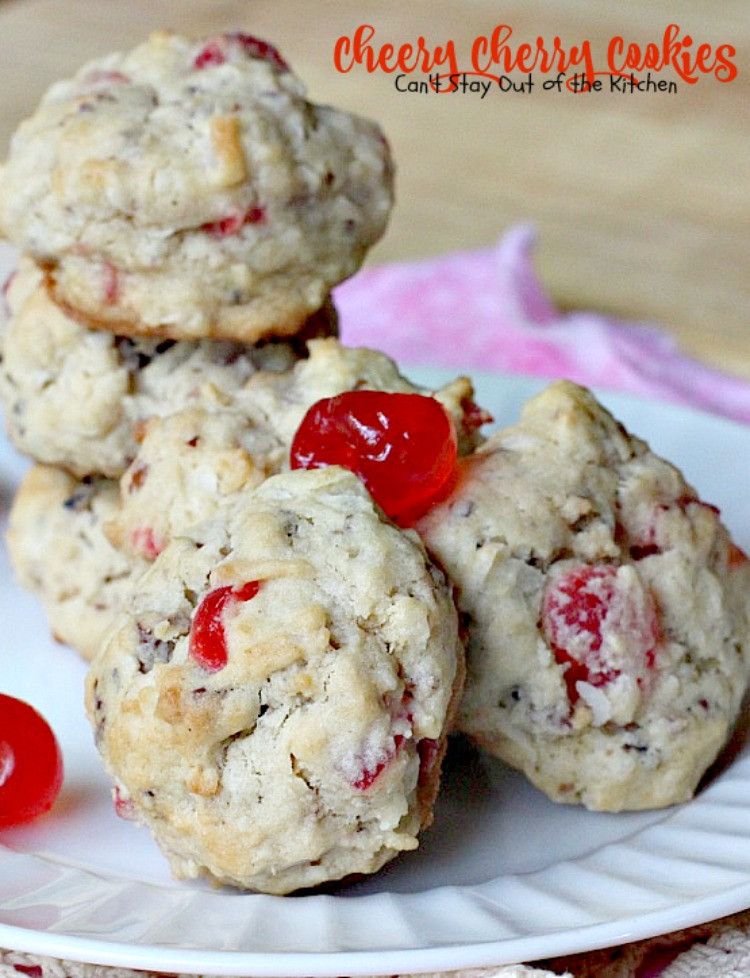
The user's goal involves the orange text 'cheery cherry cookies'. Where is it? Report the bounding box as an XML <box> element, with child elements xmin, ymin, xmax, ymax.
<box><xmin>0</xmin><ymin>30</ymin><xmax>393</xmax><ymax>341</ymax></box>
<box><xmin>86</xmin><ymin>467</ymin><xmax>463</xmax><ymax>893</ymax></box>
<box><xmin>417</xmin><ymin>381</ymin><xmax>750</xmax><ymax>812</ymax></box>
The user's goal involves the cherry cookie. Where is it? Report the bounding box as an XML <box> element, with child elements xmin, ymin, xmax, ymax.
<box><xmin>418</xmin><ymin>381</ymin><xmax>750</xmax><ymax>811</ymax></box>
<box><xmin>238</xmin><ymin>336</ymin><xmax>485</xmax><ymax>459</ymax></box>
<box><xmin>0</xmin><ymin>30</ymin><xmax>392</xmax><ymax>341</ymax></box>
<box><xmin>86</xmin><ymin>467</ymin><xmax>463</xmax><ymax>893</ymax></box>
<box><xmin>0</xmin><ymin>258</ymin><xmax>336</xmax><ymax>478</ymax></box>
<box><xmin>104</xmin><ymin>339</ymin><xmax>484</xmax><ymax>560</ymax></box>
<box><xmin>6</xmin><ymin>465</ymin><xmax>148</xmax><ymax>661</ymax></box>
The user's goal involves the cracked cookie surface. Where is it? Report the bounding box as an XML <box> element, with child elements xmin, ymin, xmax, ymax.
<box><xmin>106</xmin><ymin>407</ymin><xmax>274</xmax><ymax>560</ymax></box>
<box><xmin>106</xmin><ymin>338</ymin><xmax>485</xmax><ymax>558</ymax></box>
<box><xmin>237</xmin><ymin>336</ymin><xmax>483</xmax><ymax>458</ymax></box>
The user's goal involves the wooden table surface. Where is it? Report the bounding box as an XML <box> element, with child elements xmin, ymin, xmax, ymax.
<box><xmin>1</xmin><ymin>0</ymin><xmax>748</xmax><ymax>378</ymax></box>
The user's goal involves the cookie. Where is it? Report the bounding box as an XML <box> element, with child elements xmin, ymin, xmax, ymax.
<box><xmin>417</xmin><ymin>381</ymin><xmax>750</xmax><ymax>811</ymax></box>
<box><xmin>104</xmin><ymin>338</ymin><xmax>485</xmax><ymax>559</ymax></box>
<box><xmin>0</xmin><ymin>30</ymin><xmax>393</xmax><ymax>341</ymax></box>
<box><xmin>106</xmin><ymin>408</ymin><xmax>274</xmax><ymax>559</ymax></box>
<box><xmin>86</xmin><ymin>467</ymin><xmax>463</xmax><ymax>893</ymax></box>
<box><xmin>0</xmin><ymin>258</ymin><xmax>335</xmax><ymax>477</ymax></box>
<box><xmin>238</xmin><ymin>336</ymin><xmax>485</xmax><ymax>458</ymax></box>
<box><xmin>5</xmin><ymin>465</ymin><xmax>148</xmax><ymax>662</ymax></box>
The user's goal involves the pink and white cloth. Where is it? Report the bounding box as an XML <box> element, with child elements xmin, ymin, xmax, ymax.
<box><xmin>335</xmin><ymin>224</ymin><xmax>750</xmax><ymax>426</ymax></box>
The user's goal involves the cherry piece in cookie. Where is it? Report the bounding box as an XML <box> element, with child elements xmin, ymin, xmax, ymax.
<box><xmin>542</xmin><ymin>564</ymin><xmax>660</xmax><ymax>703</ymax></box>
<box><xmin>352</xmin><ymin>732</ymin><xmax>406</xmax><ymax>791</ymax></box>
<box><xmin>101</xmin><ymin>261</ymin><xmax>120</xmax><ymax>304</ymax></box>
<box><xmin>114</xmin><ymin>785</ymin><xmax>137</xmax><ymax>820</ymax></box>
<box><xmin>200</xmin><ymin>206</ymin><xmax>266</xmax><ymax>238</ymax></box>
<box><xmin>729</xmin><ymin>541</ymin><xmax>749</xmax><ymax>568</ymax></box>
<box><xmin>290</xmin><ymin>391</ymin><xmax>458</xmax><ymax>526</ymax></box>
<box><xmin>0</xmin><ymin>694</ymin><xmax>64</xmax><ymax>827</ymax></box>
<box><xmin>130</xmin><ymin>526</ymin><xmax>167</xmax><ymax>560</ymax></box>
<box><xmin>461</xmin><ymin>398</ymin><xmax>494</xmax><ymax>431</ymax></box>
<box><xmin>193</xmin><ymin>32</ymin><xmax>288</xmax><ymax>71</ymax></box>
<box><xmin>352</xmin><ymin>693</ymin><xmax>414</xmax><ymax>791</ymax></box>
<box><xmin>189</xmin><ymin>581</ymin><xmax>260</xmax><ymax>672</ymax></box>
<box><xmin>628</xmin><ymin>495</ymin><xmax>720</xmax><ymax>560</ymax></box>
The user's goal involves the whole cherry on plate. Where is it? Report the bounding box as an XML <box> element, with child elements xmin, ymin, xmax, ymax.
<box><xmin>0</xmin><ymin>693</ymin><xmax>64</xmax><ymax>827</ymax></box>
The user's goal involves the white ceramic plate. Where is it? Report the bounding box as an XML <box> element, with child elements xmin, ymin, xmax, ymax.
<box><xmin>3</xmin><ymin>359</ymin><xmax>750</xmax><ymax>975</ymax></box>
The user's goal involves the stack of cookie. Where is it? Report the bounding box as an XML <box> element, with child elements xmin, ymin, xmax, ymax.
<box><xmin>0</xmin><ymin>27</ymin><xmax>398</xmax><ymax>656</ymax></box>
<box><xmin>0</xmin><ymin>30</ymin><xmax>477</xmax><ymax>890</ymax></box>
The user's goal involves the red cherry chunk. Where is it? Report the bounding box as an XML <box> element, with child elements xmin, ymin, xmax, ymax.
<box><xmin>189</xmin><ymin>581</ymin><xmax>260</xmax><ymax>672</ymax></box>
<box><xmin>130</xmin><ymin>526</ymin><xmax>166</xmax><ymax>560</ymax></box>
<box><xmin>194</xmin><ymin>40</ymin><xmax>225</xmax><ymax>69</ymax></box>
<box><xmin>0</xmin><ymin>694</ymin><xmax>64</xmax><ymax>827</ymax></box>
<box><xmin>417</xmin><ymin>737</ymin><xmax>441</xmax><ymax>787</ymax></box>
<box><xmin>200</xmin><ymin>206</ymin><xmax>266</xmax><ymax>238</ymax></box>
<box><xmin>113</xmin><ymin>786</ymin><xmax>137</xmax><ymax>820</ymax></box>
<box><xmin>461</xmin><ymin>398</ymin><xmax>494</xmax><ymax>430</ymax></box>
<box><xmin>193</xmin><ymin>32</ymin><xmax>288</xmax><ymax>71</ymax></box>
<box><xmin>101</xmin><ymin>261</ymin><xmax>119</xmax><ymax>304</ymax></box>
<box><xmin>229</xmin><ymin>32</ymin><xmax>289</xmax><ymax>70</ymax></box>
<box><xmin>290</xmin><ymin>391</ymin><xmax>458</xmax><ymax>526</ymax></box>
<box><xmin>729</xmin><ymin>541</ymin><xmax>749</xmax><ymax>568</ymax></box>
<box><xmin>542</xmin><ymin>564</ymin><xmax>660</xmax><ymax>703</ymax></box>
<box><xmin>352</xmin><ymin>732</ymin><xmax>406</xmax><ymax>792</ymax></box>
<box><xmin>629</xmin><ymin>495</ymin><xmax>720</xmax><ymax>560</ymax></box>
<box><xmin>351</xmin><ymin>694</ymin><xmax>414</xmax><ymax>791</ymax></box>
<box><xmin>82</xmin><ymin>69</ymin><xmax>131</xmax><ymax>86</ymax></box>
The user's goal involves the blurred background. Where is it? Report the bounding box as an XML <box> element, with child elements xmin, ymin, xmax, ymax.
<box><xmin>0</xmin><ymin>0</ymin><xmax>747</xmax><ymax>376</ymax></box>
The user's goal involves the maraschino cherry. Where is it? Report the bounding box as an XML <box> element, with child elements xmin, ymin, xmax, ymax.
<box><xmin>189</xmin><ymin>581</ymin><xmax>261</xmax><ymax>672</ymax></box>
<box><xmin>542</xmin><ymin>564</ymin><xmax>660</xmax><ymax>703</ymax></box>
<box><xmin>290</xmin><ymin>391</ymin><xmax>458</xmax><ymax>526</ymax></box>
<box><xmin>0</xmin><ymin>694</ymin><xmax>63</xmax><ymax>827</ymax></box>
